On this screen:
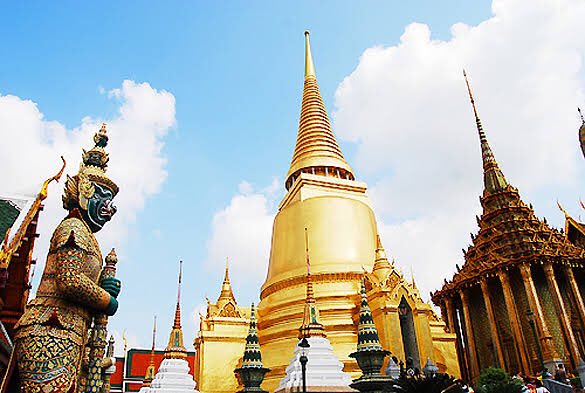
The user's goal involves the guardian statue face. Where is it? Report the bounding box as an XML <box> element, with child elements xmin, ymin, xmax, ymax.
<box><xmin>82</xmin><ymin>183</ymin><xmax>117</xmax><ymax>232</ymax></box>
<box><xmin>62</xmin><ymin>123</ymin><xmax>119</xmax><ymax>232</ymax></box>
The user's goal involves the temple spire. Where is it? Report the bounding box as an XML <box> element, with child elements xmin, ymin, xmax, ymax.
<box><xmin>578</xmin><ymin>108</ymin><xmax>585</xmax><ymax>160</ymax></box>
<box><xmin>241</xmin><ymin>304</ymin><xmax>263</xmax><ymax>368</ymax></box>
<box><xmin>219</xmin><ymin>257</ymin><xmax>235</xmax><ymax>302</ymax></box>
<box><xmin>142</xmin><ymin>315</ymin><xmax>157</xmax><ymax>388</ymax></box>
<box><xmin>372</xmin><ymin>235</ymin><xmax>392</xmax><ymax>280</ymax></box>
<box><xmin>165</xmin><ymin>261</ymin><xmax>187</xmax><ymax>359</ymax></box>
<box><xmin>463</xmin><ymin>70</ymin><xmax>508</xmax><ymax>194</ymax></box>
<box><xmin>355</xmin><ymin>280</ymin><xmax>383</xmax><ymax>352</ymax></box>
<box><xmin>285</xmin><ymin>31</ymin><xmax>354</xmax><ymax>189</ymax></box>
<box><xmin>299</xmin><ymin>228</ymin><xmax>325</xmax><ymax>338</ymax></box>
<box><xmin>304</xmin><ymin>31</ymin><xmax>316</xmax><ymax>78</ymax></box>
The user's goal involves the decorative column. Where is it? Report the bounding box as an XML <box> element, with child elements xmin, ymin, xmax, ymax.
<box><xmin>563</xmin><ymin>266</ymin><xmax>585</xmax><ymax>335</ymax></box>
<box><xmin>444</xmin><ymin>297</ymin><xmax>457</xmax><ymax>334</ymax></box>
<box><xmin>480</xmin><ymin>278</ymin><xmax>506</xmax><ymax>368</ymax></box>
<box><xmin>498</xmin><ymin>269</ymin><xmax>530</xmax><ymax>374</ymax></box>
<box><xmin>543</xmin><ymin>262</ymin><xmax>580</xmax><ymax>368</ymax></box>
<box><xmin>519</xmin><ymin>263</ymin><xmax>557</xmax><ymax>363</ymax></box>
<box><xmin>459</xmin><ymin>288</ymin><xmax>480</xmax><ymax>380</ymax></box>
<box><xmin>446</xmin><ymin>296</ymin><xmax>470</xmax><ymax>382</ymax></box>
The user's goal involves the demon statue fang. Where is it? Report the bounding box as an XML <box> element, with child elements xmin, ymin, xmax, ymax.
<box><xmin>14</xmin><ymin>123</ymin><xmax>122</xmax><ymax>393</ymax></box>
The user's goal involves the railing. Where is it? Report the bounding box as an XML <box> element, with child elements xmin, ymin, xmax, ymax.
<box><xmin>542</xmin><ymin>379</ymin><xmax>572</xmax><ymax>393</ymax></box>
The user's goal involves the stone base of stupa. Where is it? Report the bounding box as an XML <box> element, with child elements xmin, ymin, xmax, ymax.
<box><xmin>275</xmin><ymin>336</ymin><xmax>356</xmax><ymax>393</ymax></box>
<box><xmin>149</xmin><ymin>358</ymin><xmax>198</xmax><ymax>393</ymax></box>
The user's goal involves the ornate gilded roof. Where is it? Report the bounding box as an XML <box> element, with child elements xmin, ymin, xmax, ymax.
<box><xmin>0</xmin><ymin>157</ymin><xmax>65</xmax><ymax>270</ymax></box>
<box><xmin>432</xmin><ymin>78</ymin><xmax>585</xmax><ymax>300</ymax></box>
<box><xmin>285</xmin><ymin>31</ymin><xmax>354</xmax><ymax>189</ymax></box>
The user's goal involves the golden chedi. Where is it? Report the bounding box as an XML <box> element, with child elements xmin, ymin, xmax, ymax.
<box><xmin>194</xmin><ymin>32</ymin><xmax>459</xmax><ymax>393</ymax></box>
<box><xmin>257</xmin><ymin>31</ymin><xmax>378</xmax><ymax>390</ymax></box>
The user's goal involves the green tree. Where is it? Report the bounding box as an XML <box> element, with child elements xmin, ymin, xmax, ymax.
<box><xmin>475</xmin><ymin>367</ymin><xmax>524</xmax><ymax>393</ymax></box>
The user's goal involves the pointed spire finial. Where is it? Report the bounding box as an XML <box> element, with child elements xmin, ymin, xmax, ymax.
<box><xmin>557</xmin><ymin>200</ymin><xmax>570</xmax><ymax>218</ymax></box>
<box><xmin>299</xmin><ymin>228</ymin><xmax>325</xmax><ymax>339</ymax></box>
<box><xmin>165</xmin><ymin>261</ymin><xmax>187</xmax><ymax>359</ymax></box>
<box><xmin>304</xmin><ymin>228</ymin><xmax>314</xmax><ymax>301</ymax></box>
<box><xmin>373</xmin><ymin>235</ymin><xmax>392</xmax><ymax>276</ymax></box>
<box><xmin>285</xmin><ymin>31</ymin><xmax>354</xmax><ymax>189</ymax></box>
<box><xmin>142</xmin><ymin>315</ymin><xmax>157</xmax><ymax>387</ymax></box>
<box><xmin>411</xmin><ymin>266</ymin><xmax>418</xmax><ymax>291</ymax></box>
<box><xmin>579</xmin><ymin>107</ymin><xmax>584</xmax><ymax>124</ymax></box>
<box><xmin>462</xmin><ymin>70</ymin><xmax>508</xmax><ymax>194</ymax></box>
<box><xmin>304</xmin><ymin>30</ymin><xmax>316</xmax><ymax>79</ymax></box>
<box><xmin>218</xmin><ymin>257</ymin><xmax>236</xmax><ymax>304</ymax></box>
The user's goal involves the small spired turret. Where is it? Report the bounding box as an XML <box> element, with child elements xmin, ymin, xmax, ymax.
<box><xmin>234</xmin><ymin>304</ymin><xmax>271</xmax><ymax>393</ymax></box>
<box><xmin>349</xmin><ymin>281</ymin><xmax>394</xmax><ymax>393</ymax></box>
<box><xmin>275</xmin><ymin>230</ymin><xmax>353</xmax><ymax>393</ymax></box>
<box><xmin>149</xmin><ymin>261</ymin><xmax>198</xmax><ymax>393</ymax></box>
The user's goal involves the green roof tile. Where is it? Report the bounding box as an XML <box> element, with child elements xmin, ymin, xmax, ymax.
<box><xmin>0</xmin><ymin>199</ymin><xmax>22</xmax><ymax>242</ymax></box>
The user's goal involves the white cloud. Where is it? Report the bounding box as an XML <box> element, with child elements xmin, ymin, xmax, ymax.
<box><xmin>205</xmin><ymin>180</ymin><xmax>280</xmax><ymax>290</ymax></box>
<box><xmin>332</xmin><ymin>0</ymin><xmax>585</xmax><ymax>299</ymax></box>
<box><xmin>0</xmin><ymin>80</ymin><xmax>176</xmax><ymax>287</ymax></box>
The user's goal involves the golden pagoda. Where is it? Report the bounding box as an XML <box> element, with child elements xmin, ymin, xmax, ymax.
<box><xmin>194</xmin><ymin>260</ymin><xmax>251</xmax><ymax>393</ymax></box>
<box><xmin>431</xmin><ymin>72</ymin><xmax>585</xmax><ymax>381</ymax></box>
<box><xmin>193</xmin><ymin>32</ymin><xmax>459</xmax><ymax>393</ymax></box>
<box><xmin>255</xmin><ymin>32</ymin><xmax>459</xmax><ymax>391</ymax></box>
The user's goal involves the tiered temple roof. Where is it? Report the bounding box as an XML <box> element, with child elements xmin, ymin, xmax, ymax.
<box><xmin>433</xmin><ymin>73</ymin><xmax>585</xmax><ymax>298</ymax></box>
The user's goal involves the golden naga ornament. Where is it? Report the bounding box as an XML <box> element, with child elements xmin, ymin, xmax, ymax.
<box><xmin>13</xmin><ymin>124</ymin><xmax>122</xmax><ymax>393</ymax></box>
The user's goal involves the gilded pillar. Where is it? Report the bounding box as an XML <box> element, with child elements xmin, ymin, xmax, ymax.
<box><xmin>498</xmin><ymin>269</ymin><xmax>531</xmax><ymax>374</ymax></box>
<box><xmin>459</xmin><ymin>288</ymin><xmax>480</xmax><ymax>380</ymax></box>
<box><xmin>543</xmin><ymin>262</ymin><xmax>580</xmax><ymax>367</ymax></box>
<box><xmin>518</xmin><ymin>263</ymin><xmax>556</xmax><ymax>361</ymax></box>
<box><xmin>480</xmin><ymin>278</ymin><xmax>506</xmax><ymax>368</ymax></box>
<box><xmin>564</xmin><ymin>266</ymin><xmax>585</xmax><ymax>334</ymax></box>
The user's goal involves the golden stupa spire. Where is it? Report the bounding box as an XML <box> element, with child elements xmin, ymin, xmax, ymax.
<box><xmin>299</xmin><ymin>228</ymin><xmax>326</xmax><ymax>339</ymax></box>
<box><xmin>164</xmin><ymin>261</ymin><xmax>187</xmax><ymax>359</ymax></box>
<box><xmin>142</xmin><ymin>315</ymin><xmax>157</xmax><ymax>388</ymax></box>
<box><xmin>285</xmin><ymin>31</ymin><xmax>354</xmax><ymax>189</ymax></box>
<box><xmin>219</xmin><ymin>257</ymin><xmax>235</xmax><ymax>301</ymax></box>
<box><xmin>463</xmin><ymin>70</ymin><xmax>508</xmax><ymax>194</ymax></box>
<box><xmin>372</xmin><ymin>235</ymin><xmax>392</xmax><ymax>280</ymax></box>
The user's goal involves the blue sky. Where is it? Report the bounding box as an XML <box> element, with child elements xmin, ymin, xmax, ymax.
<box><xmin>3</xmin><ymin>1</ymin><xmax>584</xmax><ymax>351</ymax></box>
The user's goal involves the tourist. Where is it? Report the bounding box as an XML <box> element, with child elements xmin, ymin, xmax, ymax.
<box><xmin>554</xmin><ymin>364</ymin><xmax>569</xmax><ymax>384</ymax></box>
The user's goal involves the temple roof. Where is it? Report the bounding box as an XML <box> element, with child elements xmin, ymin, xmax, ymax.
<box><xmin>285</xmin><ymin>31</ymin><xmax>354</xmax><ymax>188</ymax></box>
<box><xmin>0</xmin><ymin>157</ymin><xmax>65</xmax><ymax>270</ymax></box>
<box><xmin>0</xmin><ymin>199</ymin><xmax>23</xmax><ymax>241</ymax></box>
<box><xmin>432</xmin><ymin>78</ymin><xmax>585</xmax><ymax>300</ymax></box>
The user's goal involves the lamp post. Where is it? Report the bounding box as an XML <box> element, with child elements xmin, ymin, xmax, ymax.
<box><xmin>299</xmin><ymin>337</ymin><xmax>310</xmax><ymax>393</ymax></box>
<box><xmin>527</xmin><ymin>308</ymin><xmax>551</xmax><ymax>379</ymax></box>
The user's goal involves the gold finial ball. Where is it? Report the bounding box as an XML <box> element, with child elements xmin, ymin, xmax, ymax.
<box><xmin>304</xmin><ymin>30</ymin><xmax>310</xmax><ymax>37</ymax></box>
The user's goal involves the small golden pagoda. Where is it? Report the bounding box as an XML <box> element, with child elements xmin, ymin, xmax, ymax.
<box><xmin>431</xmin><ymin>72</ymin><xmax>585</xmax><ymax>381</ymax></box>
<box><xmin>194</xmin><ymin>261</ymin><xmax>250</xmax><ymax>393</ymax></box>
